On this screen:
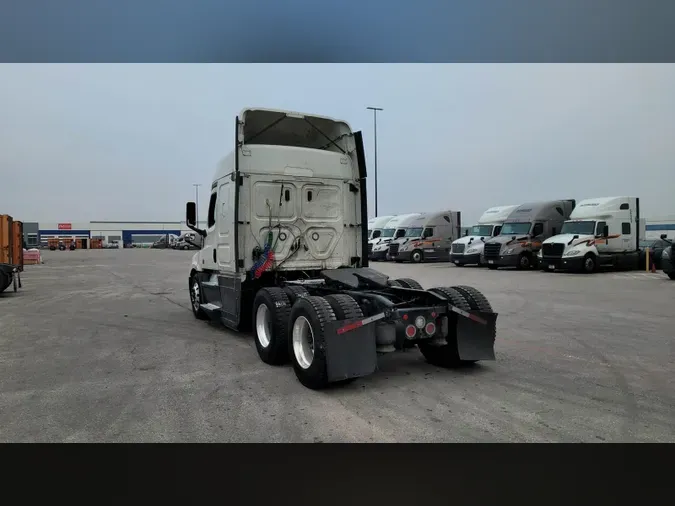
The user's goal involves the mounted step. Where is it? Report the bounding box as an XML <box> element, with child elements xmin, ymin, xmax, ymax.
<box><xmin>200</xmin><ymin>302</ymin><xmax>222</xmax><ymax>320</ymax></box>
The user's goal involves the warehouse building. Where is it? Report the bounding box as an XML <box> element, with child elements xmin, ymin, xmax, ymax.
<box><xmin>36</xmin><ymin>220</ymin><xmax>207</xmax><ymax>248</ymax></box>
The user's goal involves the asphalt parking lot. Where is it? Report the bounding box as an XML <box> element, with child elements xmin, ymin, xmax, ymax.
<box><xmin>0</xmin><ymin>249</ymin><xmax>673</xmax><ymax>442</ymax></box>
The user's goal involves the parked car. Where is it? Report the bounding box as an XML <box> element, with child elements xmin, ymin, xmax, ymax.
<box><xmin>638</xmin><ymin>237</ymin><xmax>671</xmax><ymax>269</ymax></box>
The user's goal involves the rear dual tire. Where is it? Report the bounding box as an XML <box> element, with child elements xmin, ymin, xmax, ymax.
<box><xmin>253</xmin><ymin>289</ymin><xmax>363</xmax><ymax>390</ymax></box>
<box><xmin>420</xmin><ymin>285</ymin><xmax>492</xmax><ymax>368</ymax></box>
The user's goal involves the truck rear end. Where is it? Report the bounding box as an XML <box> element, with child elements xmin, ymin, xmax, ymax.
<box><xmin>185</xmin><ymin>108</ymin><xmax>499</xmax><ymax>390</ymax></box>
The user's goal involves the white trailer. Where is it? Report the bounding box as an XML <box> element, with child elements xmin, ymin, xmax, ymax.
<box><xmin>449</xmin><ymin>205</ymin><xmax>519</xmax><ymax>266</ymax></box>
<box><xmin>539</xmin><ymin>196</ymin><xmax>645</xmax><ymax>273</ymax></box>
<box><xmin>184</xmin><ymin>108</ymin><xmax>498</xmax><ymax>390</ymax></box>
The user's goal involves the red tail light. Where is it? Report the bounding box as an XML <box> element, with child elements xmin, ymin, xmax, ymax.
<box><xmin>405</xmin><ymin>325</ymin><xmax>417</xmax><ymax>338</ymax></box>
<box><xmin>425</xmin><ymin>322</ymin><xmax>436</xmax><ymax>335</ymax></box>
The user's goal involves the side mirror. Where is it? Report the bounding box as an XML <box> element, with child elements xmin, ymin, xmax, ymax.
<box><xmin>186</xmin><ymin>201</ymin><xmax>207</xmax><ymax>237</ymax></box>
<box><xmin>186</xmin><ymin>201</ymin><xmax>197</xmax><ymax>226</ymax></box>
<box><xmin>603</xmin><ymin>225</ymin><xmax>609</xmax><ymax>238</ymax></box>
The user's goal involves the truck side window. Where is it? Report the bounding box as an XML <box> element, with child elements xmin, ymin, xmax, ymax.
<box><xmin>622</xmin><ymin>222</ymin><xmax>631</xmax><ymax>234</ymax></box>
<box><xmin>596</xmin><ymin>221</ymin><xmax>606</xmax><ymax>236</ymax></box>
<box><xmin>493</xmin><ymin>226</ymin><xmax>502</xmax><ymax>236</ymax></box>
<box><xmin>532</xmin><ymin>223</ymin><xmax>543</xmax><ymax>236</ymax></box>
<box><xmin>372</xmin><ymin>230</ymin><xmax>381</xmax><ymax>239</ymax></box>
<box><xmin>207</xmin><ymin>192</ymin><xmax>218</xmax><ymax>228</ymax></box>
<box><xmin>422</xmin><ymin>227</ymin><xmax>433</xmax><ymax>239</ymax></box>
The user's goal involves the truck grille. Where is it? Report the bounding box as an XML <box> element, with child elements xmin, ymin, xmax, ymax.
<box><xmin>388</xmin><ymin>243</ymin><xmax>400</xmax><ymax>256</ymax></box>
<box><xmin>452</xmin><ymin>243</ymin><xmax>465</xmax><ymax>254</ymax></box>
<box><xmin>542</xmin><ymin>243</ymin><xmax>564</xmax><ymax>258</ymax></box>
<box><xmin>483</xmin><ymin>242</ymin><xmax>502</xmax><ymax>259</ymax></box>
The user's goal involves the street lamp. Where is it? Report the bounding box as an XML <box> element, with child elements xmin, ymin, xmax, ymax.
<box><xmin>193</xmin><ymin>183</ymin><xmax>202</xmax><ymax>227</ymax></box>
<box><xmin>366</xmin><ymin>106</ymin><xmax>383</xmax><ymax>217</ymax></box>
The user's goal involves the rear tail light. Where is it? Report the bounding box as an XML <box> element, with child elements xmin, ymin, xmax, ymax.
<box><xmin>405</xmin><ymin>325</ymin><xmax>417</xmax><ymax>338</ymax></box>
<box><xmin>425</xmin><ymin>322</ymin><xmax>436</xmax><ymax>335</ymax></box>
<box><xmin>415</xmin><ymin>316</ymin><xmax>426</xmax><ymax>329</ymax></box>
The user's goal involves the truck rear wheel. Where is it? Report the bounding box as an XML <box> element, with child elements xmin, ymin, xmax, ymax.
<box><xmin>420</xmin><ymin>286</ymin><xmax>472</xmax><ymax>367</ymax></box>
<box><xmin>451</xmin><ymin>285</ymin><xmax>493</xmax><ymax>312</ymax></box>
<box><xmin>288</xmin><ymin>296</ymin><xmax>337</xmax><ymax>390</ymax></box>
<box><xmin>283</xmin><ymin>285</ymin><xmax>309</xmax><ymax>304</ymax></box>
<box><xmin>253</xmin><ymin>287</ymin><xmax>292</xmax><ymax>365</ymax></box>
<box><xmin>323</xmin><ymin>294</ymin><xmax>363</xmax><ymax>321</ymax></box>
<box><xmin>387</xmin><ymin>279</ymin><xmax>403</xmax><ymax>287</ymax></box>
<box><xmin>395</xmin><ymin>278</ymin><xmax>423</xmax><ymax>290</ymax></box>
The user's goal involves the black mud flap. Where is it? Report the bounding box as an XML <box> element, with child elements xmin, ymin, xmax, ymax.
<box><xmin>323</xmin><ymin>318</ymin><xmax>378</xmax><ymax>383</ymax></box>
<box><xmin>455</xmin><ymin>311</ymin><xmax>498</xmax><ymax>361</ymax></box>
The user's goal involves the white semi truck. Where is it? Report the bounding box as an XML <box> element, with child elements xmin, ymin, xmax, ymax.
<box><xmin>184</xmin><ymin>108</ymin><xmax>498</xmax><ymax>390</ymax></box>
<box><xmin>369</xmin><ymin>213</ymin><xmax>420</xmax><ymax>261</ymax></box>
<box><xmin>538</xmin><ymin>196</ymin><xmax>645</xmax><ymax>273</ymax></box>
<box><xmin>367</xmin><ymin>215</ymin><xmax>394</xmax><ymax>240</ymax></box>
<box><xmin>449</xmin><ymin>205</ymin><xmax>519</xmax><ymax>267</ymax></box>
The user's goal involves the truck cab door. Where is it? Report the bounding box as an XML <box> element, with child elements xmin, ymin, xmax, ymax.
<box><xmin>217</xmin><ymin>180</ymin><xmax>235</xmax><ymax>272</ymax></box>
<box><xmin>595</xmin><ymin>221</ymin><xmax>609</xmax><ymax>253</ymax></box>
<box><xmin>201</xmin><ymin>190</ymin><xmax>219</xmax><ymax>272</ymax></box>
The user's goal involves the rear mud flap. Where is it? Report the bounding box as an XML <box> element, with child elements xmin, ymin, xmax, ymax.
<box><xmin>455</xmin><ymin>311</ymin><xmax>497</xmax><ymax>361</ymax></box>
<box><xmin>323</xmin><ymin>319</ymin><xmax>378</xmax><ymax>383</ymax></box>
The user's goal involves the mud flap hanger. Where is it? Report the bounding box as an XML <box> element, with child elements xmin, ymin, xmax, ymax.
<box><xmin>335</xmin><ymin>303</ymin><xmax>488</xmax><ymax>335</ymax></box>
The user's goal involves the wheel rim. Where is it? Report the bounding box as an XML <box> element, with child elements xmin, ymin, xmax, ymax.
<box><xmin>191</xmin><ymin>281</ymin><xmax>200</xmax><ymax>311</ymax></box>
<box><xmin>255</xmin><ymin>304</ymin><xmax>272</xmax><ymax>348</ymax></box>
<box><xmin>292</xmin><ymin>316</ymin><xmax>314</xmax><ymax>369</ymax></box>
<box><xmin>585</xmin><ymin>257</ymin><xmax>594</xmax><ymax>271</ymax></box>
<box><xmin>413</xmin><ymin>252</ymin><xmax>421</xmax><ymax>262</ymax></box>
<box><xmin>520</xmin><ymin>255</ymin><xmax>529</xmax><ymax>268</ymax></box>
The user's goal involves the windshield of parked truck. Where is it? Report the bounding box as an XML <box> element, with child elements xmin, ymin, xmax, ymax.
<box><xmin>500</xmin><ymin>222</ymin><xmax>531</xmax><ymax>236</ymax></box>
<box><xmin>561</xmin><ymin>221</ymin><xmax>596</xmax><ymax>236</ymax></box>
<box><xmin>404</xmin><ymin>227</ymin><xmax>423</xmax><ymax>238</ymax></box>
<box><xmin>470</xmin><ymin>225</ymin><xmax>494</xmax><ymax>237</ymax></box>
<box><xmin>381</xmin><ymin>228</ymin><xmax>395</xmax><ymax>238</ymax></box>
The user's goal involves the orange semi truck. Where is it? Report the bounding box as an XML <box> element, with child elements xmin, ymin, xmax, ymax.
<box><xmin>0</xmin><ymin>214</ymin><xmax>24</xmax><ymax>293</ymax></box>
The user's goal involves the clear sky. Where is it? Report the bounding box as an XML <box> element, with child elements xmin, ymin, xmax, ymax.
<box><xmin>1</xmin><ymin>64</ymin><xmax>674</xmax><ymax>226</ymax></box>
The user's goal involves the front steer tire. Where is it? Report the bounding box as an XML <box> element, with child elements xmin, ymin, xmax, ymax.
<box><xmin>288</xmin><ymin>296</ymin><xmax>337</xmax><ymax>390</ymax></box>
<box><xmin>252</xmin><ymin>288</ymin><xmax>292</xmax><ymax>365</ymax></box>
<box><xmin>189</xmin><ymin>274</ymin><xmax>209</xmax><ymax>321</ymax></box>
<box><xmin>420</xmin><ymin>286</ymin><xmax>473</xmax><ymax>367</ymax></box>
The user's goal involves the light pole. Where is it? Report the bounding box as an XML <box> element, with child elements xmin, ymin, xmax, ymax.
<box><xmin>366</xmin><ymin>106</ymin><xmax>383</xmax><ymax>217</ymax></box>
<box><xmin>193</xmin><ymin>183</ymin><xmax>201</xmax><ymax>226</ymax></box>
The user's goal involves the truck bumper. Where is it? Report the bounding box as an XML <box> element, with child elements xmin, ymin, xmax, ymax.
<box><xmin>541</xmin><ymin>255</ymin><xmax>584</xmax><ymax>272</ymax></box>
<box><xmin>450</xmin><ymin>253</ymin><xmax>481</xmax><ymax>266</ymax></box>
<box><xmin>484</xmin><ymin>254</ymin><xmax>519</xmax><ymax>268</ymax></box>
<box><xmin>395</xmin><ymin>251</ymin><xmax>413</xmax><ymax>262</ymax></box>
<box><xmin>369</xmin><ymin>250</ymin><xmax>388</xmax><ymax>261</ymax></box>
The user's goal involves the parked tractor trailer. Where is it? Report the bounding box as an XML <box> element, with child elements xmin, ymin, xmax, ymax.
<box><xmin>184</xmin><ymin>108</ymin><xmax>498</xmax><ymax>390</ymax></box>
<box><xmin>483</xmin><ymin>200</ymin><xmax>576</xmax><ymax>270</ymax></box>
<box><xmin>450</xmin><ymin>205</ymin><xmax>519</xmax><ymax>266</ymax></box>
<box><xmin>369</xmin><ymin>213</ymin><xmax>419</xmax><ymax>261</ymax></box>
<box><xmin>538</xmin><ymin>196</ymin><xmax>645</xmax><ymax>273</ymax></box>
<box><xmin>392</xmin><ymin>211</ymin><xmax>462</xmax><ymax>263</ymax></box>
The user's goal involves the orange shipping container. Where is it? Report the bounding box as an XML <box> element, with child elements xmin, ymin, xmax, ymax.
<box><xmin>1</xmin><ymin>214</ymin><xmax>23</xmax><ymax>268</ymax></box>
